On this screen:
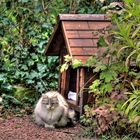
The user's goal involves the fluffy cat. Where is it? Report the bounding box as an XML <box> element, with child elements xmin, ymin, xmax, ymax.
<box><xmin>34</xmin><ymin>91</ymin><xmax>75</xmax><ymax>129</ymax></box>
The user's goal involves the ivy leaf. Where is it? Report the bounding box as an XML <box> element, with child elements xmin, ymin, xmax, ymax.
<box><xmin>26</xmin><ymin>79</ymin><xmax>34</xmax><ymax>84</ymax></box>
<box><xmin>35</xmin><ymin>82</ymin><xmax>45</xmax><ymax>93</ymax></box>
<box><xmin>37</xmin><ymin>63</ymin><xmax>46</xmax><ymax>73</ymax></box>
<box><xmin>0</xmin><ymin>74</ymin><xmax>6</xmax><ymax>83</ymax></box>
<box><xmin>30</xmin><ymin>71</ymin><xmax>38</xmax><ymax>79</ymax></box>
<box><xmin>1</xmin><ymin>83</ymin><xmax>15</xmax><ymax>92</ymax></box>
<box><xmin>31</xmin><ymin>53</ymin><xmax>38</xmax><ymax>61</ymax></box>
<box><xmin>100</xmin><ymin>71</ymin><xmax>114</xmax><ymax>83</ymax></box>
<box><xmin>72</xmin><ymin>59</ymin><xmax>82</xmax><ymax>69</ymax></box>
<box><xmin>27</xmin><ymin>60</ymin><xmax>34</xmax><ymax>66</ymax></box>
<box><xmin>21</xmin><ymin>65</ymin><xmax>28</xmax><ymax>71</ymax></box>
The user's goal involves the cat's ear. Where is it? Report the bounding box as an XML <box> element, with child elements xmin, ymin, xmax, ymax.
<box><xmin>52</xmin><ymin>96</ymin><xmax>58</xmax><ymax>100</ymax></box>
<box><xmin>53</xmin><ymin>95</ymin><xmax>57</xmax><ymax>98</ymax></box>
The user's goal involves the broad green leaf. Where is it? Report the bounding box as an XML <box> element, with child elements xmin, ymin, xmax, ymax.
<box><xmin>97</xmin><ymin>36</ymin><xmax>107</xmax><ymax>47</ymax></box>
<box><xmin>1</xmin><ymin>83</ymin><xmax>14</xmax><ymax>92</ymax></box>
<box><xmin>26</xmin><ymin>80</ymin><xmax>34</xmax><ymax>84</ymax></box>
<box><xmin>100</xmin><ymin>83</ymin><xmax>112</xmax><ymax>94</ymax></box>
<box><xmin>27</xmin><ymin>60</ymin><xmax>34</xmax><ymax>66</ymax></box>
<box><xmin>93</xmin><ymin>63</ymin><xmax>107</xmax><ymax>72</ymax></box>
<box><xmin>86</xmin><ymin>56</ymin><xmax>97</xmax><ymax>67</ymax></box>
<box><xmin>37</xmin><ymin>63</ymin><xmax>46</xmax><ymax>73</ymax></box>
<box><xmin>21</xmin><ymin>65</ymin><xmax>28</xmax><ymax>71</ymax></box>
<box><xmin>0</xmin><ymin>74</ymin><xmax>6</xmax><ymax>82</ymax></box>
<box><xmin>89</xmin><ymin>80</ymin><xmax>101</xmax><ymax>93</ymax></box>
<box><xmin>30</xmin><ymin>71</ymin><xmax>38</xmax><ymax>79</ymax></box>
<box><xmin>100</xmin><ymin>71</ymin><xmax>114</xmax><ymax>83</ymax></box>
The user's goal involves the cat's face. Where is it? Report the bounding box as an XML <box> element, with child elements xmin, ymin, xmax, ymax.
<box><xmin>41</xmin><ymin>94</ymin><xmax>59</xmax><ymax>110</ymax></box>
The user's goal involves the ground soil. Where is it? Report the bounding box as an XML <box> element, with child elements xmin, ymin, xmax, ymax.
<box><xmin>0</xmin><ymin>115</ymin><xmax>94</xmax><ymax>140</ymax></box>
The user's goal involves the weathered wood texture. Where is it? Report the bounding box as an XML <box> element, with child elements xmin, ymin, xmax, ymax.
<box><xmin>63</xmin><ymin>21</ymin><xmax>111</xmax><ymax>30</ymax></box>
<box><xmin>61</xmin><ymin>20</ymin><xmax>111</xmax><ymax>64</ymax></box>
<box><xmin>59</xmin><ymin>14</ymin><xmax>110</xmax><ymax>21</ymax></box>
<box><xmin>45</xmin><ymin>14</ymin><xmax>111</xmax><ymax>65</ymax></box>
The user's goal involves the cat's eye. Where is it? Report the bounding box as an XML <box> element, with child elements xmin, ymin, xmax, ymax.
<box><xmin>52</xmin><ymin>102</ymin><xmax>58</xmax><ymax>105</ymax></box>
<box><xmin>42</xmin><ymin>101</ymin><xmax>49</xmax><ymax>105</ymax></box>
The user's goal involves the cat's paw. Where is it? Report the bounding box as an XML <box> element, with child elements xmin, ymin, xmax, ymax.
<box><xmin>45</xmin><ymin>124</ymin><xmax>55</xmax><ymax>129</ymax></box>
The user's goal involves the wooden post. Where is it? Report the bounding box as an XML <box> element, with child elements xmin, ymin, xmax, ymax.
<box><xmin>76</xmin><ymin>69</ymin><xmax>80</xmax><ymax>106</ymax></box>
<box><xmin>61</xmin><ymin>71</ymin><xmax>66</xmax><ymax>97</ymax></box>
<box><xmin>79</xmin><ymin>68</ymin><xmax>85</xmax><ymax>115</ymax></box>
<box><xmin>65</xmin><ymin>69</ymin><xmax>70</xmax><ymax>98</ymax></box>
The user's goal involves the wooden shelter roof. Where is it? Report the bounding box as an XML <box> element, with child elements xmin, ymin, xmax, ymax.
<box><xmin>45</xmin><ymin>14</ymin><xmax>111</xmax><ymax>64</ymax></box>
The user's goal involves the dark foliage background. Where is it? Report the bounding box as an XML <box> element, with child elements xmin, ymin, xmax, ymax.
<box><xmin>0</xmin><ymin>0</ymin><xmax>117</xmax><ymax>94</ymax></box>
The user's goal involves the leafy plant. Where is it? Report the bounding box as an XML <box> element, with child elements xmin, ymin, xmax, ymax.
<box><xmin>2</xmin><ymin>0</ymin><xmax>140</xmax><ymax>139</ymax></box>
<box><xmin>112</xmin><ymin>0</ymin><xmax>140</xmax><ymax>67</ymax></box>
<box><xmin>0</xmin><ymin>0</ymin><xmax>119</xmax><ymax>118</ymax></box>
<box><xmin>0</xmin><ymin>73</ymin><xmax>16</xmax><ymax>95</ymax></box>
<box><xmin>1</xmin><ymin>94</ymin><xmax>22</xmax><ymax>109</ymax></box>
<box><xmin>0</xmin><ymin>0</ymin><xmax>60</xmax><ymax>94</ymax></box>
<box><xmin>60</xmin><ymin>55</ymin><xmax>82</xmax><ymax>72</ymax></box>
<box><xmin>80</xmin><ymin>0</ymin><xmax>140</xmax><ymax>138</ymax></box>
<box><xmin>122</xmin><ymin>83</ymin><xmax>140</xmax><ymax>126</ymax></box>
<box><xmin>60</xmin><ymin>55</ymin><xmax>72</xmax><ymax>72</ymax></box>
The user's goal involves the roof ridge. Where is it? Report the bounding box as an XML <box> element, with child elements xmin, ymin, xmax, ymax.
<box><xmin>58</xmin><ymin>14</ymin><xmax>110</xmax><ymax>21</ymax></box>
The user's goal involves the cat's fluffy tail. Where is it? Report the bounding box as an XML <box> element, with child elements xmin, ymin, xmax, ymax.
<box><xmin>68</xmin><ymin>109</ymin><xmax>75</xmax><ymax>118</ymax></box>
<box><xmin>68</xmin><ymin>109</ymin><xmax>76</xmax><ymax>125</ymax></box>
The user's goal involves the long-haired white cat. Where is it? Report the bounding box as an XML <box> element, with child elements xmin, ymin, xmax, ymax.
<box><xmin>34</xmin><ymin>91</ymin><xmax>75</xmax><ymax>129</ymax></box>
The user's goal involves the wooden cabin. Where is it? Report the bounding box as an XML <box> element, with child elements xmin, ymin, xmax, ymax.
<box><xmin>45</xmin><ymin>14</ymin><xmax>111</xmax><ymax>114</ymax></box>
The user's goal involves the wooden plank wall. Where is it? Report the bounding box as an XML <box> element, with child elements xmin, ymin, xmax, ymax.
<box><xmin>62</xmin><ymin>21</ymin><xmax>111</xmax><ymax>64</ymax></box>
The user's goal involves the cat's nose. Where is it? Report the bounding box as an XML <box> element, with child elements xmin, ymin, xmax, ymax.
<box><xmin>47</xmin><ymin>105</ymin><xmax>51</xmax><ymax>109</ymax></box>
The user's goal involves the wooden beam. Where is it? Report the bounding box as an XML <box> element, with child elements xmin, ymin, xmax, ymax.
<box><xmin>79</xmin><ymin>68</ymin><xmax>85</xmax><ymax>115</ymax></box>
<box><xmin>59</xmin><ymin>14</ymin><xmax>110</xmax><ymax>21</ymax></box>
<box><xmin>61</xmin><ymin>22</ymin><xmax>72</xmax><ymax>57</ymax></box>
<box><xmin>76</xmin><ymin>69</ymin><xmax>80</xmax><ymax>105</ymax></box>
<box><xmin>45</xmin><ymin>21</ymin><xmax>60</xmax><ymax>55</ymax></box>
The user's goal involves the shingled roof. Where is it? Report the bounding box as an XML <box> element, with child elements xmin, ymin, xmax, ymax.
<box><xmin>45</xmin><ymin>14</ymin><xmax>111</xmax><ymax>64</ymax></box>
